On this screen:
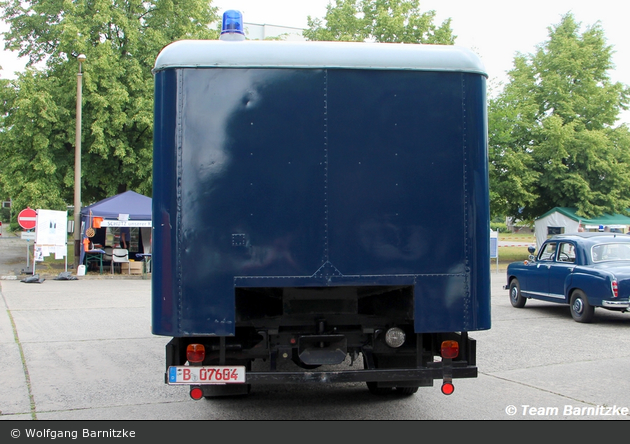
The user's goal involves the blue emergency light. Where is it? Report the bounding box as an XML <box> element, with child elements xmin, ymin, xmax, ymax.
<box><xmin>220</xmin><ymin>10</ymin><xmax>245</xmax><ymax>41</ymax></box>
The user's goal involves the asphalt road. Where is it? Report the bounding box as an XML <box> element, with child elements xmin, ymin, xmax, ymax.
<box><xmin>1</xmin><ymin>233</ymin><xmax>629</xmax><ymax>421</ymax></box>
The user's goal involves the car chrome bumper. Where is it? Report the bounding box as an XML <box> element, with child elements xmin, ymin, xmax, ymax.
<box><xmin>602</xmin><ymin>300</ymin><xmax>630</xmax><ymax>308</ymax></box>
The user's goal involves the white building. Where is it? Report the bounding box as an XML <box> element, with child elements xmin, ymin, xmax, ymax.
<box><xmin>243</xmin><ymin>22</ymin><xmax>306</xmax><ymax>41</ymax></box>
<box><xmin>534</xmin><ymin>207</ymin><xmax>630</xmax><ymax>249</ymax></box>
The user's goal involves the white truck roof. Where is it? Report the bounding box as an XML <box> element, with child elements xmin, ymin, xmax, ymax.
<box><xmin>153</xmin><ymin>40</ymin><xmax>487</xmax><ymax>76</ymax></box>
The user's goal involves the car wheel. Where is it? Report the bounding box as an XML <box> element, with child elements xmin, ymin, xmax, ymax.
<box><xmin>570</xmin><ymin>290</ymin><xmax>594</xmax><ymax>323</ymax></box>
<box><xmin>509</xmin><ymin>279</ymin><xmax>527</xmax><ymax>308</ymax></box>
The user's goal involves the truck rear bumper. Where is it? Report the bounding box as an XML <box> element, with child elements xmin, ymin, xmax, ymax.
<box><xmin>164</xmin><ymin>329</ymin><xmax>478</xmax><ymax>397</ymax></box>
<box><xmin>243</xmin><ymin>364</ymin><xmax>476</xmax><ymax>385</ymax></box>
<box><xmin>165</xmin><ymin>363</ymin><xmax>477</xmax><ymax>391</ymax></box>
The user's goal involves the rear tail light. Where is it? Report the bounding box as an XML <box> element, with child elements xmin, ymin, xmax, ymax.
<box><xmin>612</xmin><ymin>280</ymin><xmax>618</xmax><ymax>298</ymax></box>
<box><xmin>190</xmin><ymin>387</ymin><xmax>204</xmax><ymax>400</ymax></box>
<box><xmin>186</xmin><ymin>344</ymin><xmax>205</xmax><ymax>364</ymax></box>
<box><xmin>441</xmin><ymin>340</ymin><xmax>459</xmax><ymax>359</ymax></box>
<box><xmin>441</xmin><ymin>382</ymin><xmax>455</xmax><ymax>395</ymax></box>
<box><xmin>440</xmin><ymin>341</ymin><xmax>458</xmax><ymax>396</ymax></box>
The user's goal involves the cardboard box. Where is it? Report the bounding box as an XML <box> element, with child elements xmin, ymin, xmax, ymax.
<box><xmin>129</xmin><ymin>261</ymin><xmax>144</xmax><ymax>275</ymax></box>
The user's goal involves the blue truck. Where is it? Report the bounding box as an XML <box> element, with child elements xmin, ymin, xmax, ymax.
<box><xmin>151</xmin><ymin>37</ymin><xmax>491</xmax><ymax>399</ymax></box>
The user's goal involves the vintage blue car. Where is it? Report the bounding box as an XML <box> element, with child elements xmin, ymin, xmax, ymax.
<box><xmin>505</xmin><ymin>233</ymin><xmax>630</xmax><ymax>323</ymax></box>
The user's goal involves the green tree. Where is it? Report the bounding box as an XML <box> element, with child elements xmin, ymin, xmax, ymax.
<box><xmin>489</xmin><ymin>13</ymin><xmax>630</xmax><ymax>221</ymax></box>
<box><xmin>0</xmin><ymin>0</ymin><xmax>219</xmax><ymax>221</ymax></box>
<box><xmin>304</xmin><ymin>0</ymin><xmax>455</xmax><ymax>44</ymax></box>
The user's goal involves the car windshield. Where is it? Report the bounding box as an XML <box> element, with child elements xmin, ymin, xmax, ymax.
<box><xmin>591</xmin><ymin>242</ymin><xmax>630</xmax><ymax>263</ymax></box>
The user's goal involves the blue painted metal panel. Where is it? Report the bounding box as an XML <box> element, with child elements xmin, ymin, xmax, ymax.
<box><xmin>152</xmin><ymin>63</ymin><xmax>490</xmax><ymax>336</ymax></box>
<box><xmin>326</xmin><ymin>70</ymin><xmax>466</xmax><ymax>275</ymax></box>
<box><xmin>152</xmin><ymin>69</ymin><xmax>178</xmax><ymax>335</ymax></box>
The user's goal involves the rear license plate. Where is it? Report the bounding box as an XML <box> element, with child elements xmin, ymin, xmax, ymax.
<box><xmin>168</xmin><ymin>366</ymin><xmax>246</xmax><ymax>385</ymax></box>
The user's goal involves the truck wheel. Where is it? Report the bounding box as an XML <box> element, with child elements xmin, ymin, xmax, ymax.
<box><xmin>570</xmin><ymin>290</ymin><xmax>594</xmax><ymax>323</ymax></box>
<box><xmin>366</xmin><ymin>381</ymin><xmax>393</xmax><ymax>395</ymax></box>
<box><xmin>365</xmin><ymin>354</ymin><xmax>419</xmax><ymax>395</ymax></box>
<box><xmin>202</xmin><ymin>383</ymin><xmax>251</xmax><ymax>398</ymax></box>
<box><xmin>364</xmin><ymin>353</ymin><xmax>393</xmax><ymax>395</ymax></box>
<box><xmin>395</xmin><ymin>386</ymin><xmax>419</xmax><ymax>395</ymax></box>
<box><xmin>509</xmin><ymin>279</ymin><xmax>527</xmax><ymax>308</ymax></box>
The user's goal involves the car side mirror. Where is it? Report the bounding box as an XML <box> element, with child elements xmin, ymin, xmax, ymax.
<box><xmin>527</xmin><ymin>245</ymin><xmax>536</xmax><ymax>263</ymax></box>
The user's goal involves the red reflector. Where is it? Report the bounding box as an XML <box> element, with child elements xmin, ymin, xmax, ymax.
<box><xmin>441</xmin><ymin>382</ymin><xmax>455</xmax><ymax>395</ymax></box>
<box><xmin>186</xmin><ymin>344</ymin><xmax>205</xmax><ymax>364</ymax></box>
<box><xmin>190</xmin><ymin>387</ymin><xmax>204</xmax><ymax>400</ymax></box>
<box><xmin>612</xmin><ymin>280</ymin><xmax>618</xmax><ymax>298</ymax></box>
<box><xmin>441</xmin><ymin>340</ymin><xmax>459</xmax><ymax>359</ymax></box>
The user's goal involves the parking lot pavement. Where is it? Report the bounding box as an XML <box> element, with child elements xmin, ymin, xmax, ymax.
<box><xmin>2</xmin><ymin>271</ymin><xmax>630</xmax><ymax>421</ymax></box>
<box><xmin>0</xmin><ymin>277</ymin><xmax>165</xmax><ymax>420</ymax></box>
<box><xmin>0</xmin><ymin>233</ymin><xmax>157</xmax><ymax>420</ymax></box>
<box><xmin>0</xmin><ymin>233</ymin><xmax>29</xmax><ymax>278</ymax></box>
<box><xmin>2</xmin><ymin>233</ymin><xmax>630</xmax><ymax>420</ymax></box>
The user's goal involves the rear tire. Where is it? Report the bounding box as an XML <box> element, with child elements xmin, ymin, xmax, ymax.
<box><xmin>364</xmin><ymin>354</ymin><xmax>393</xmax><ymax>395</ymax></box>
<box><xmin>395</xmin><ymin>386</ymin><xmax>419</xmax><ymax>395</ymax></box>
<box><xmin>202</xmin><ymin>383</ymin><xmax>251</xmax><ymax>398</ymax></box>
<box><xmin>366</xmin><ymin>381</ymin><xmax>393</xmax><ymax>395</ymax></box>
<box><xmin>364</xmin><ymin>353</ymin><xmax>418</xmax><ymax>396</ymax></box>
<box><xmin>509</xmin><ymin>279</ymin><xmax>527</xmax><ymax>308</ymax></box>
<box><xmin>570</xmin><ymin>290</ymin><xmax>594</xmax><ymax>323</ymax></box>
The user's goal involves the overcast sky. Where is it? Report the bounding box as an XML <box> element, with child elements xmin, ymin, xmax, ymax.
<box><xmin>1</xmin><ymin>0</ymin><xmax>628</xmax><ymax>124</ymax></box>
<box><xmin>211</xmin><ymin>0</ymin><xmax>630</xmax><ymax>125</ymax></box>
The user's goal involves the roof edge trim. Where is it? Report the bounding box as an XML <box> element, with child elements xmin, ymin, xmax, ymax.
<box><xmin>153</xmin><ymin>40</ymin><xmax>488</xmax><ymax>77</ymax></box>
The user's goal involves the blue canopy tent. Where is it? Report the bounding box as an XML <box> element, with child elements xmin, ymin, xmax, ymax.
<box><xmin>79</xmin><ymin>191</ymin><xmax>152</xmax><ymax>267</ymax></box>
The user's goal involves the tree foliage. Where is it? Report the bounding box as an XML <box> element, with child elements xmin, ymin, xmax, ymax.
<box><xmin>303</xmin><ymin>0</ymin><xmax>455</xmax><ymax>44</ymax></box>
<box><xmin>0</xmin><ymin>0</ymin><xmax>219</xmax><ymax>220</ymax></box>
<box><xmin>489</xmin><ymin>13</ymin><xmax>630</xmax><ymax>221</ymax></box>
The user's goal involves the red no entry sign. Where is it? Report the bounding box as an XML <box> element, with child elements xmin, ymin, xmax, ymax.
<box><xmin>18</xmin><ymin>207</ymin><xmax>37</xmax><ymax>230</ymax></box>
